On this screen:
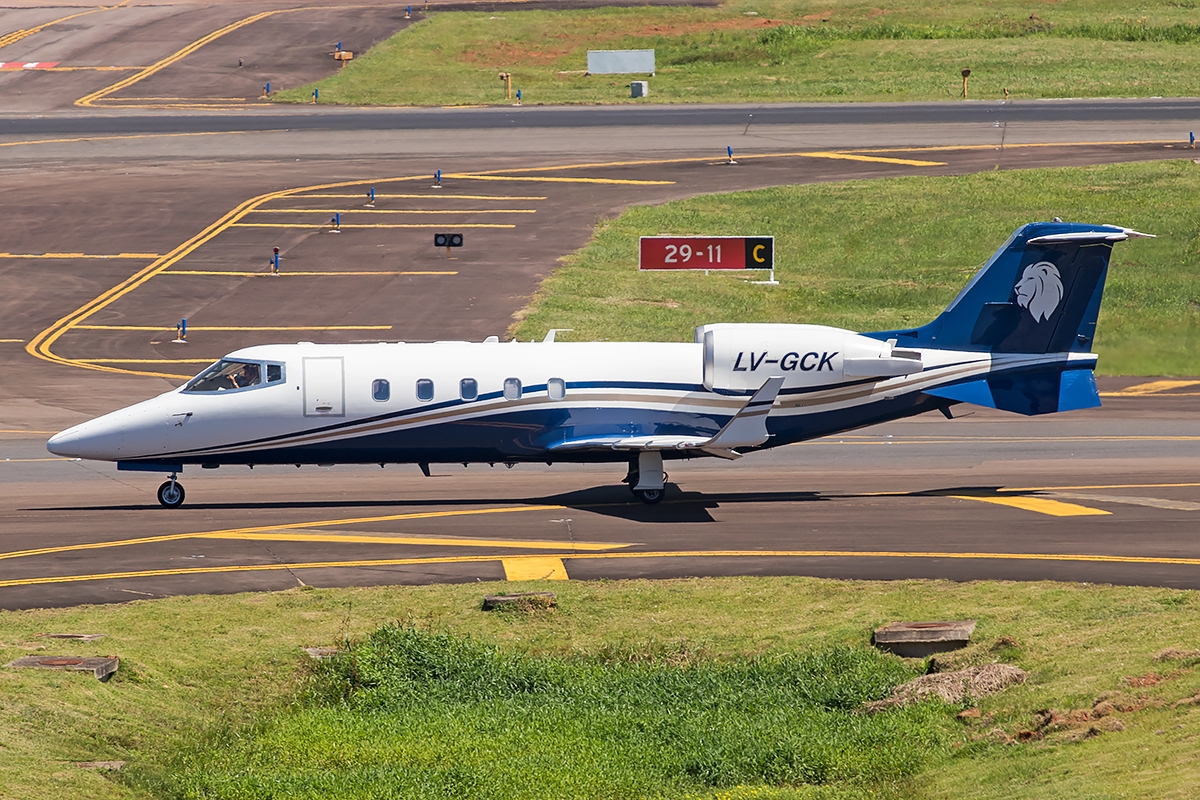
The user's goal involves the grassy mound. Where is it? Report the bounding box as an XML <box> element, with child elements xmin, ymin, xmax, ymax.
<box><xmin>510</xmin><ymin>160</ymin><xmax>1200</xmax><ymax>376</ymax></box>
<box><xmin>154</xmin><ymin>626</ymin><xmax>949</xmax><ymax>798</ymax></box>
<box><xmin>277</xmin><ymin>2</ymin><xmax>1200</xmax><ymax>106</ymax></box>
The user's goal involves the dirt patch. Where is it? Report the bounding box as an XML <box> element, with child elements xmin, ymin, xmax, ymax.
<box><xmin>1124</xmin><ymin>671</ymin><xmax>1181</xmax><ymax>688</ymax></box>
<box><xmin>1172</xmin><ymin>692</ymin><xmax>1200</xmax><ymax>708</ymax></box>
<box><xmin>1155</xmin><ymin>647</ymin><xmax>1200</xmax><ymax>663</ymax></box>
<box><xmin>864</xmin><ymin>663</ymin><xmax>1025</xmax><ymax>712</ymax></box>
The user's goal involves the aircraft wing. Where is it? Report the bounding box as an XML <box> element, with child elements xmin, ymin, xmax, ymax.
<box><xmin>549</xmin><ymin>376</ymin><xmax>784</xmax><ymax>459</ymax></box>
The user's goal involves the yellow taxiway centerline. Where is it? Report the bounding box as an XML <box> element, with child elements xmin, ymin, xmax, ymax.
<box><xmin>24</xmin><ymin>173</ymin><xmax>436</xmax><ymax>379</ymax></box>
<box><xmin>295</xmin><ymin>194</ymin><xmax>549</xmax><ymax>200</ymax></box>
<box><xmin>75</xmin><ymin>325</ymin><xmax>394</xmax><ymax>331</ymax></box>
<box><xmin>6</xmin><ymin>547</ymin><xmax>1200</xmax><ymax>589</ymax></box>
<box><xmin>0</xmin><ymin>1</ymin><xmax>128</xmax><ymax>50</ymax></box>
<box><xmin>257</xmin><ymin>208</ymin><xmax>538</xmax><ymax>214</ymax></box>
<box><xmin>799</xmin><ymin>151</ymin><xmax>945</xmax><ymax>166</ymax></box>
<box><xmin>75</xmin><ymin>358</ymin><xmax>218</xmax><ymax>364</ymax></box>
<box><xmin>0</xmin><ymin>505</ymin><xmax>572</xmax><ymax>563</ymax></box>
<box><xmin>0</xmin><ymin>252</ymin><xmax>162</xmax><ymax>259</ymax></box>
<box><xmin>162</xmin><ymin>270</ymin><xmax>458</xmax><ymax>276</ymax></box>
<box><xmin>0</xmin><ymin>131</ymin><xmax>277</xmax><ymax>149</ymax></box>
<box><xmin>230</xmin><ymin>223</ymin><xmax>517</xmax><ymax>229</ymax></box>
<box><xmin>75</xmin><ymin>8</ymin><xmax>291</xmax><ymax>107</ymax></box>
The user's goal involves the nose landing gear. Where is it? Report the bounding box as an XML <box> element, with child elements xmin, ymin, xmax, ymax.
<box><xmin>157</xmin><ymin>474</ymin><xmax>185</xmax><ymax>508</ymax></box>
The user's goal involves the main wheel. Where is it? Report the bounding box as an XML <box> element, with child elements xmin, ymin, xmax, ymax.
<box><xmin>157</xmin><ymin>480</ymin><xmax>185</xmax><ymax>508</ymax></box>
<box><xmin>634</xmin><ymin>488</ymin><xmax>663</xmax><ymax>505</ymax></box>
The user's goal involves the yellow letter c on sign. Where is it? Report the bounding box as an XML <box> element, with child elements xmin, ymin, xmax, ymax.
<box><xmin>752</xmin><ymin>244</ymin><xmax>765</xmax><ymax>263</ymax></box>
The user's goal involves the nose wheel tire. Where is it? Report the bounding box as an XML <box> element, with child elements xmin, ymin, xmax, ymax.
<box><xmin>157</xmin><ymin>480</ymin><xmax>185</xmax><ymax>508</ymax></box>
<box><xmin>633</xmin><ymin>488</ymin><xmax>663</xmax><ymax>505</ymax></box>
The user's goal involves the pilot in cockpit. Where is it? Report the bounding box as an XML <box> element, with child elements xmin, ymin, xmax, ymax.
<box><xmin>228</xmin><ymin>362</ymin><xmax>261</xmax><ymax>389</ymax></box>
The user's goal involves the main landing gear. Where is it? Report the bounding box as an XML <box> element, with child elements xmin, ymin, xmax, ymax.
<box><xmin>624</xmin><ymin>451</ymin><xmax>666</xmax><ymax>505</ymax></box>
<box><xmin>157</xmin><ymin>474</ymin><xmax>185</xmax><ymax>508</ymax></box>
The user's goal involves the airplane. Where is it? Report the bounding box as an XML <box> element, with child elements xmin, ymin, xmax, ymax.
<box><xmin>47</xmin><ymin>221</ymin><xmax>1150</xmax><ymax>508</ymax></box>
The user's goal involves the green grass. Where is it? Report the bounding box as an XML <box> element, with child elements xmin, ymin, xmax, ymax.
<box><xmin>5</xmin><ymin>578</ymin><xmax>1200</xmax><ymax>799</ymax></box>
<box><xmin>276</xmin><ymin>2</ymin><xmax>1200</xmax><ymax>106</ymax></box>
<box><xmin>155</xmin><ymin>627</ymin><xmax>947</xmax><ymax>798</ymax></box>
<box><xmin>510</xmin><ymin>159</ymin><xmax>1200</xmax><ymax>376</ymax></box>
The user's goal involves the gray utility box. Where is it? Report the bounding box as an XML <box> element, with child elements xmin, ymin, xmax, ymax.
<box><xmin>631</xmin><ymin>81</ymin><xmax>649</xmax><ymax>98</ymax></box>
<box><xmin>588</xmin><ymin>49</ymin><xmax>655</xmax><ymax>75</ymax></box>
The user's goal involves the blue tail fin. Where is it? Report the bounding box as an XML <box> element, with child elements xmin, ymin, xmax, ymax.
<box><xmin>869</xmin><ymin>222</ymin><xmax>1151</xmax><ymax>416</ymax></box>
<box><xmin>873</xmin><ymin>222</ymin><xmax>1148</xmax><ymax>354</ymax></box>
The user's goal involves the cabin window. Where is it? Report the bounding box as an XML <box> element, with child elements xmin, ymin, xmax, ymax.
<box><xmin>416</xmin><ymin>378</ymin><xmax>434</xmax><ymax>402</ymax></box>
<box><xmin>372</xmin><ymin>379</ymin><xmax>390</xmax><ymax>402</ymax></box>
<box><xmin>460</xmin><ymin>378</ymin><xmax>478</xmax><ymax>401</ymax></box>
<box><xmin>266</xmin><ymin>363</ymin><xmax>284</xmax><ymax>383</ymax></box>
<box><xmin>185</xmin><ymin>360</ymin><xmax>263</xmax><ymax>392</ymax></box>
<box><xmin>547</xmin><ymin>377</ymin><xmax>566</xmax><ymax>400</ymax></box>
<box><xmin>503</xmin><ymin>378</ymin><xmax>522</xmax><ymax>400</ymax></box>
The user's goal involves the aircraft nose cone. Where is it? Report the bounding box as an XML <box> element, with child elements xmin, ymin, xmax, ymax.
<box><xmin>46</xmin><ymin>427</ymin><xmax>81</xmax><ymax>457</ymax></box>
<box><xmin>46</xmin><ymin>418</ymin><xmax>127</xmax><ymax>460</ymax></box>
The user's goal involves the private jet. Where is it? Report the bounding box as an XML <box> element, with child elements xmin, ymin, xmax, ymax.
<box><xmin>47</xmin><ymin>221</ymin><xmax>1149</xmax><ymax>507</ymax></box>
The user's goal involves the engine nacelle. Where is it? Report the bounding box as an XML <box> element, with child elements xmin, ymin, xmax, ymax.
<box><xmin>695</xmin><ymin>323</ymin><xmax>923</xmax><ymax>392</ymax></box>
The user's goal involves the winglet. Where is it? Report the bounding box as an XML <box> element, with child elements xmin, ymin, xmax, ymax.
<box><xmin>705</xmin><ymin>376</ymin><xmax>784</xmax><ymax>451</ymax></box>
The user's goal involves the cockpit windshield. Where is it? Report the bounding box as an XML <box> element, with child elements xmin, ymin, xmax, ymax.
<box><xmin>184</xmin><ymin>360</ymin><xmax>282</xmax><ymax>393</ymax></box>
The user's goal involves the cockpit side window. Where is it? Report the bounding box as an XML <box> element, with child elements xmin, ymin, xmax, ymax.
<box><xmin>185</xmin><ymin>360</ymin><xmax>283</xmax><ymax>393</ymax></box>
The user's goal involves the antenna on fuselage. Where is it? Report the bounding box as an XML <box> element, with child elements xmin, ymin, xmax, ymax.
<box><xmin>542</xmin><ymin>329</ymin><xmax>573</xmax><ymax>343</ymax></box>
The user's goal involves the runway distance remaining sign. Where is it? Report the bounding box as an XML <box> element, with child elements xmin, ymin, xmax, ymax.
<box><xmin>639</xmin><ymin>236</ymin><xmax>774</xmax><ymax>271</ymax></box>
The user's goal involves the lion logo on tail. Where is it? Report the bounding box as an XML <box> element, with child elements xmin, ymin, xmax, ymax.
<box><xmin>1014</xmin><ymin>261</ymin><xmax>1063</xmax><ymax>323</ymax></box>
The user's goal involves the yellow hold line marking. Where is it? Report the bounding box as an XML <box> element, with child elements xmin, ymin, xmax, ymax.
<box><xmin>258</xmin><ymin>208</ymin><xmax>538</xmax><ymax>214</ymax></box>
<box><xmin>502</xmin><ymin>556</ymin><xmax>568</xmax><ymax>581</ymax></box>
<box><xmin>75</xmin><ymin>325</ymin><xmax>394</xmax><ymax>331</ymax></box>
<box><xmin>0</xmin><ymin>505</ymin><xmax>567</xmax><ymax>563</ymax></box>
<box><xmin>951</xmin><ymin>495</ymin><xmax>1111</xmax><ymax>517</ymax></box>
<box><xmin>295</xmin><ymin>194</ymin><xmax>549</xmax><ymax>200</ymax></box>
<box><xmin>1100</xmin><ymin>379</ymin><xmax>1200</xmax><ymax>396</ymax></box>
<box><xmin>798</xmin><ymin>151</ymin><xmax>946</xmax><ymax>166</ymax></box>
<box><xmin>0</xmin><ymin>252</ymin><xmax>161</xmax><ymax>259</ymax></box>
<box><xmin>446</xmin><ymin>174</ymin><xmax>675</xmax><ymax>185</ymax></box>
<box><xmin>0</xmin><ymin>339</ymin><xmax>24</xmax><ymax>343</ymax></box>
<box><xmin>9</xmin><ymin>547</ymin><xmax>1200</xmax><ymax>589</ymax></box>
<box><xmin>163</xmin><ymin>270</ymin><xmax>458</xmax><ymax>276</ymax></box>
<box><xmin>231</xmin><ymin>222</ymin><xmax>517</xmax><ymax>229</ymax></box>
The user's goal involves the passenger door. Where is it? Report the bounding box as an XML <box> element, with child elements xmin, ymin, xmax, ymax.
<box><xmin>303</xmin><ymin>357</ymin><xmax>345</xmax><ymax>418</ymax></box>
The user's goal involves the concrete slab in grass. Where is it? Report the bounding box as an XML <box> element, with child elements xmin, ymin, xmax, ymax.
<box><xmin>873</xmin><ymin>620</ymin><xmax>977</xmax><ymax>658</ymax></box>
<box><xmin>7</xmin><ymin>655</ymin><xmax>119</xmax><ymax>681</ymax></box>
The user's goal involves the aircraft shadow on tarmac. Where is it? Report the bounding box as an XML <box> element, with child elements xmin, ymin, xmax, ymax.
<box><xmin>27</xmin><ymin>485</ymin><xmax>1006</xmax><ymax>519</ymax></box>
<box><xmin>25</xmin><ymin>484</ymin><xmax>838</xmax><ymax>522</ymax></box>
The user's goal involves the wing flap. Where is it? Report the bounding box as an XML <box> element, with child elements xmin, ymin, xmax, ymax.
<box><xmin>547</xmin><ymin>376</ymin><xmax>784</xmax><ymax>455</ymax></box>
